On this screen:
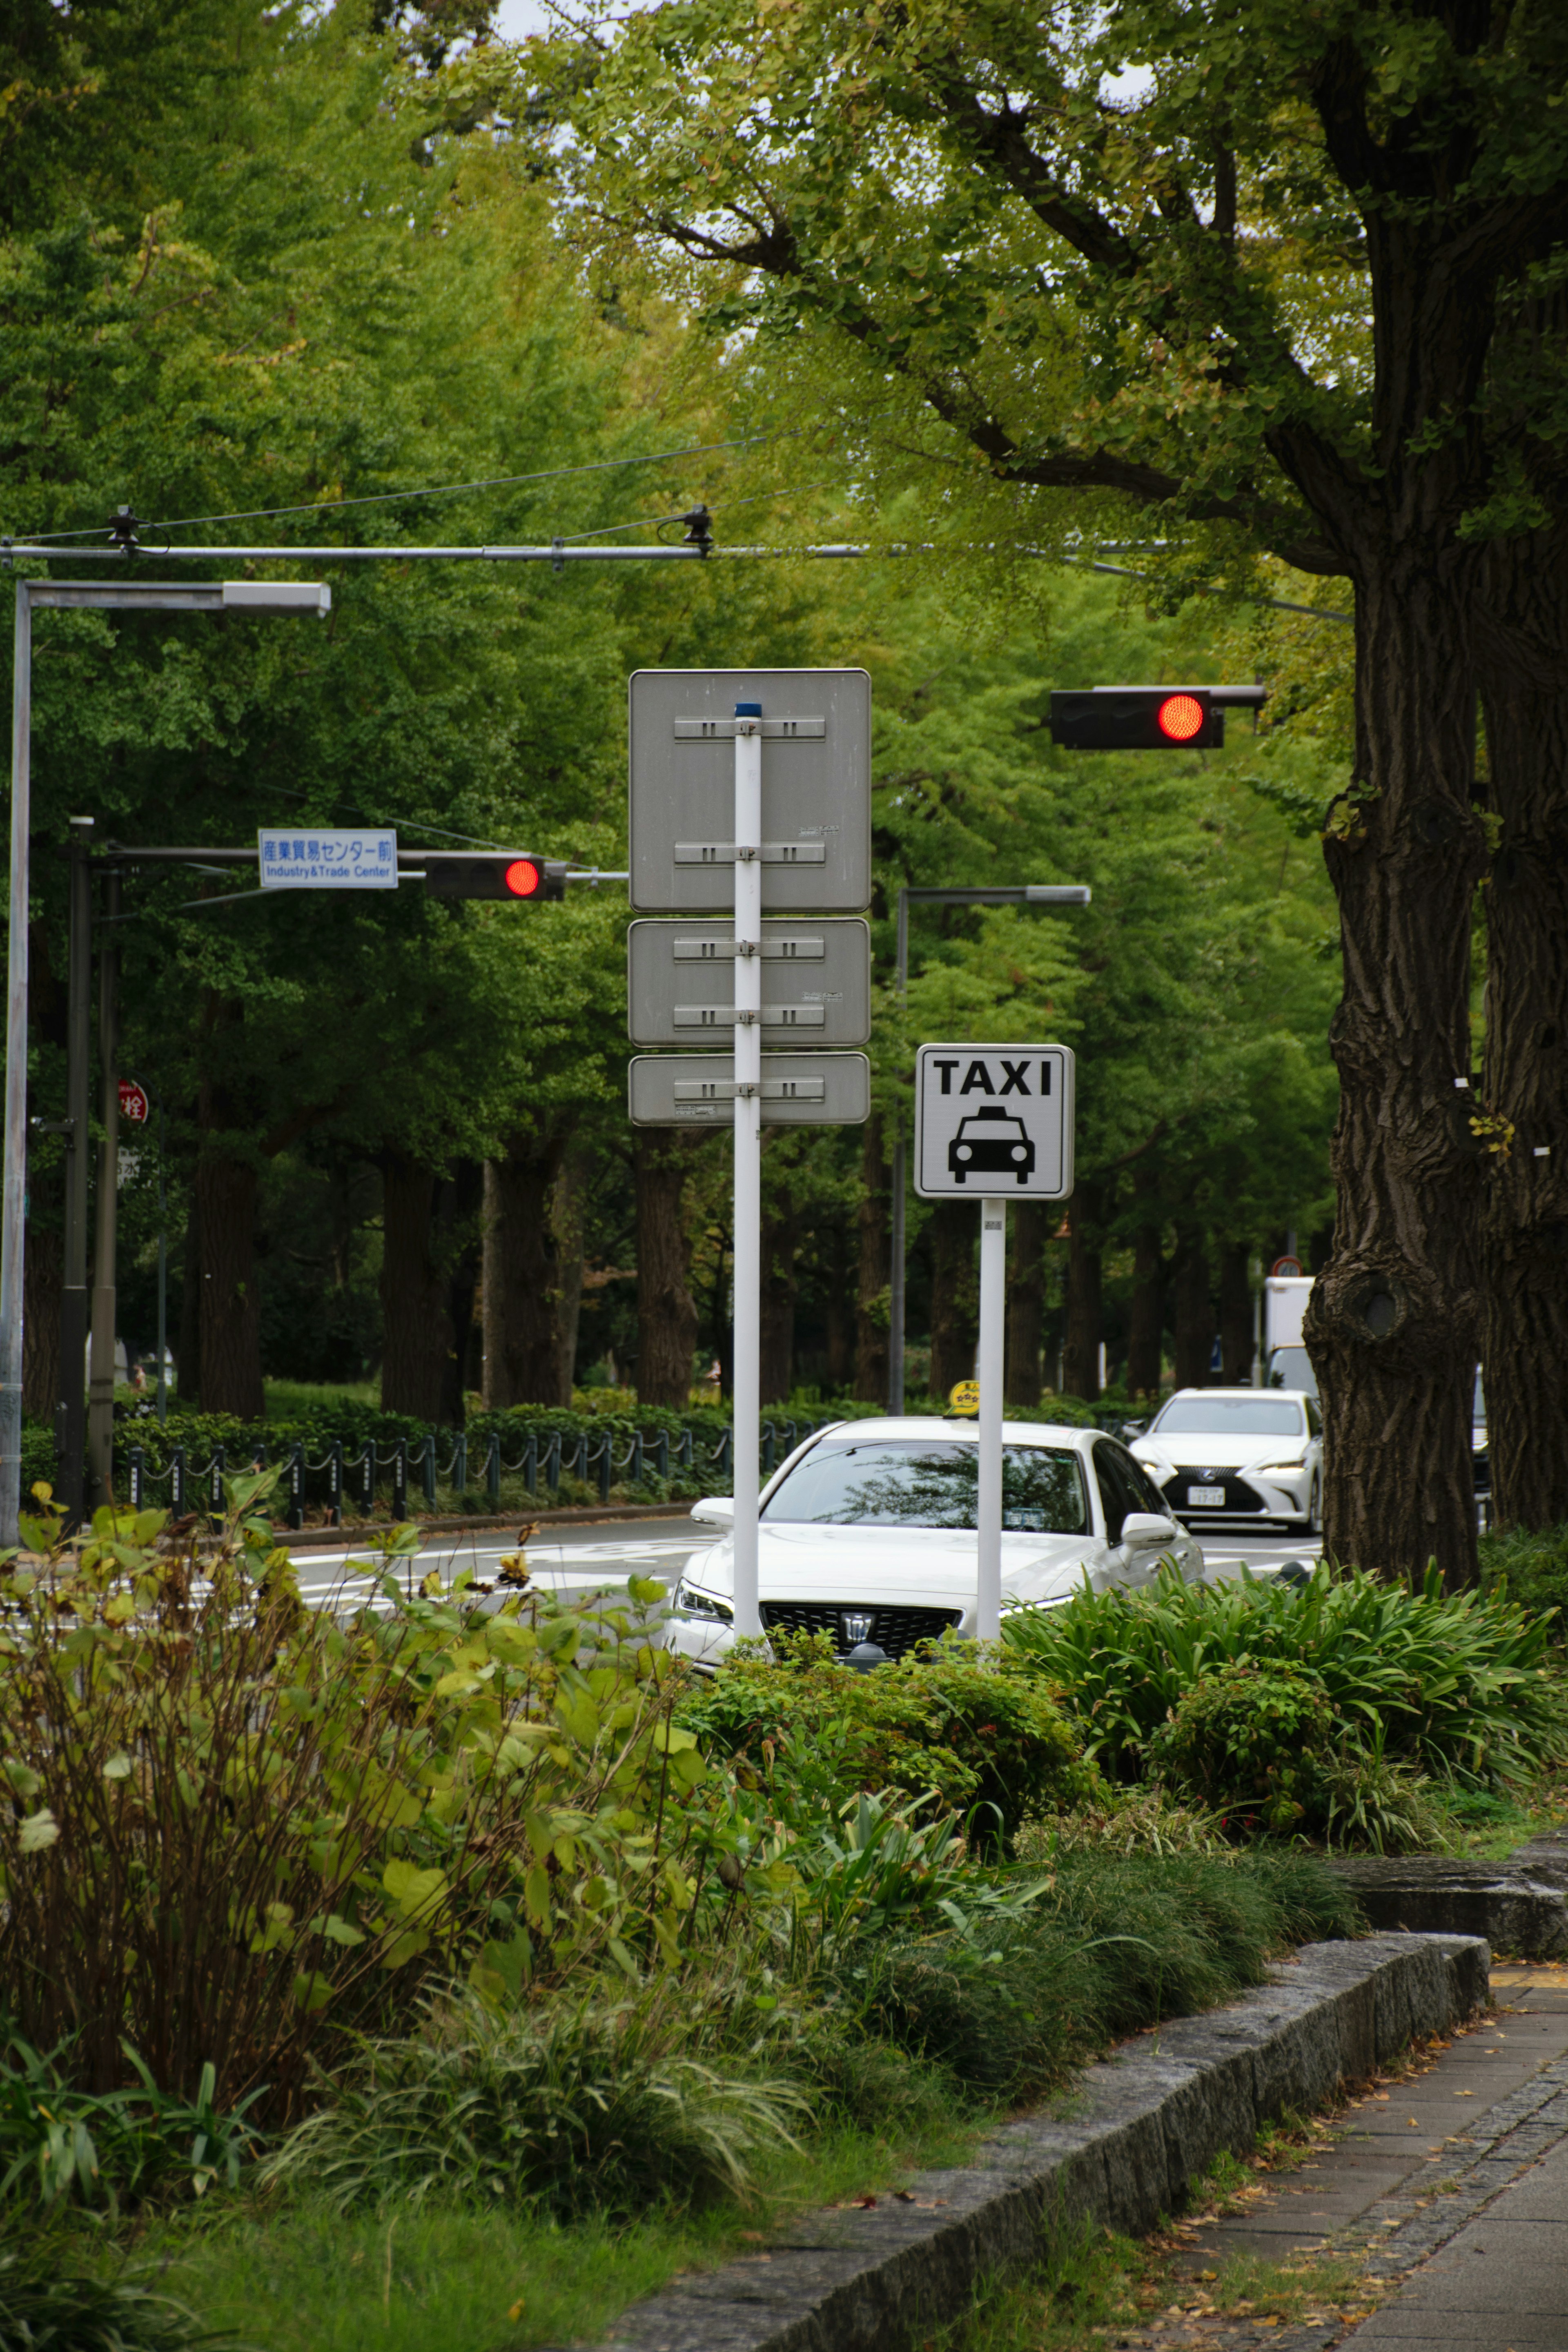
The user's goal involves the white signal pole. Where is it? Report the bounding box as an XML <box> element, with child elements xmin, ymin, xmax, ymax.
<box><xmin>730</xmin><ymin>704</ymin><xmax>764</xmax><ymax>1638</ymax></box>
<box><xmin>976</xmin><ymin>1200</ymin><xmax>1007</xmax><ymax>1642</ymax></box>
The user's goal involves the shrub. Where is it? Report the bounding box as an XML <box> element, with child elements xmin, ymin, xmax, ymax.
<box><xmin>679</xmin><ymin>1636</ymin><xmax>1097</xmax><ymax>1843</ymax></box>
<box><xmin>1481</xmin><ymin>1522</ymin><xmax>1568</xmax><ymax>1634</ymax></box>
<box><xmin>1004</xmin><ymin>1562</ymin><xmax>1566</xmax><ymax>1790</ymax></box>
<box><xmin>0</xmin><ymin>2249</ymin><xmax>239</xmax><ymax>2352</ymax></box>
<box><xmin>0</xmin><ymin>1482</ymin><xmax>760</xmax><ymax>2116</ymax></box>
<box><xmin>1147</xmin><ymin>1662</ymin><xmax>1340</xmax><ymax>1832</ymax></box>
<box><xmin>0</xmin><ymin>2032</ymin><xmax>264</xmax><ymax>2211</ymax></box>
<box><xmin>260</xmin><ymin>1989</ymin><xmax>807</xmax><ymax>2220</ymax></box>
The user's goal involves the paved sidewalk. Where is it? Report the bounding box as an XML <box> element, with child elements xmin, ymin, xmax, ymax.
<box><xmin>1145</xmin><ymin>1962</ymin><xmax>1568</xmax><ymax>2350</ymax></box>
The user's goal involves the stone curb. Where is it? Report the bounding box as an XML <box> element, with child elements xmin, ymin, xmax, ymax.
<box><xmin>1325</xmin><ymin>1839</ymin><xmax>1568</xmax><ymax>1959</ymax></box>
<box><xmin>581</xmin><ymin>1934</ymin><xmax>1488</xmax><ymax>2352</ymax></box>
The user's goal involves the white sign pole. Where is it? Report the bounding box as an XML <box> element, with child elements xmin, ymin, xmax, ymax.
<box><xmin>731</xmin><ymin>706</ymin><xmax>764</xmax><ymax>1638</ymax></box>
<box><xmin>976</xmin><ymin>1199</ymin><xmax>1007</xmax><ymax>1642</ymax></box>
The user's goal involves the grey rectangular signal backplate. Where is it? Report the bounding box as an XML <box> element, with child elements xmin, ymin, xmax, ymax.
<box><xmin>628</xmin><ymin>1053</ymin><xmax>871</xmax><ymax>1127</ymax></box>
<box><xmin>626</xmin><ymin>918</ymin><xmax>871</xmax><ymax>1046</ymax></box>
<box><xmin>628</xmin><ymin>668</ymin><xmax>871</xmax><ymax>913</ymax></box>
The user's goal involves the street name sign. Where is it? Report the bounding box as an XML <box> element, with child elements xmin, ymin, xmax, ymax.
<box><xmin>914</xmin><ymin>1043</ymin><xmax>1075</xmax><ymax>1200</ymax></box>
<box><xmin>626</xmin><ymin>918</ymin><xmax>871</xmax><ymax>1047</ymax></box>
<box><xmin>258</xmin><ymin>828</ymin><xmax>397</xmax><ymax>889</ymax></box>
<box><xmin>628</xmin><ymin>1053</ymin><xmax>871</xmax><ymax>1127</ymax></box>
<box><xmin>628</xmin><ymin>668</ymin><xmax>871</xmax><ymax>912</ymax></box>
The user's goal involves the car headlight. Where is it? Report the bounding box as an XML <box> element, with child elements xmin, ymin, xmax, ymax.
<box><xmin>1252</xmin><ymin>1458</ymin><xmax>1306</xmax><ymax>1477</ymax></box>
<box><xmin>675</xmin><ymin>1581</ymin><xmax>733</xmax><ymax>1623</ymax></box>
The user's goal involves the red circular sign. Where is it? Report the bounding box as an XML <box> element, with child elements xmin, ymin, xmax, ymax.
<box><xmin>1271</xmin><ymin>1255</ymin><xmax>1303</xmax><ymax>1278</ymax></box>
<box><xmin>118</xmin><ymin>1079</ymin><xmax>150</xmax><ymax>1125</ymax></box>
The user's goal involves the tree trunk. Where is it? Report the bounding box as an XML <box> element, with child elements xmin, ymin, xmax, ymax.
<box><xmin>1217</xmin><ymin>1242</ymin><xmax>1254</xmax><ymax>1384</ymax></box>
<box><xmin>854</xmin><ymin>1114</ymin><xmax>890</xmax><ymax>1402</ymax></box>
<box><xmin>1125</xmin><ymin>1173</ymin><xmax>1164</xmax><ymax>1398</ymax></box>
<box><xmin>1062</xmin><ymin>1186</ymin><xmax>1103</xmax><ymax>1401</ymax></box>
<box><xmin>196</xmin><ymin>1150</ymin><xmax>264</xmax><ymax>1420</ymax></box>
<box><xmin>22</xmin><ymin>1225</ymin><xmax>62</xmax><ymax>1431</ymax></box>
<box><xmin>929</xmin><ymin>1199</ymin><xmax>978</xmax><ymax>1397</ymax></box>
<box><xmin>1005</xmin><ymin>1200</ymin><xmax>1046</xmax><ymax>1407</ymax></box>
<box><xmin>177</xmin><ymin>1190</ymin><xmax>200</xmax><ymax>1405</ymax></box>
<box><xmin>634</xmin><ymin>1129</ymin><xmax>703</xmax><ymax>1406</ymax></box>
<box><xmin>482</xmin><ymin>1125</ymin><xmax>568</xmax><ymax>1408</ymax></box>
<box><xmin>1166</xmin><ymin>1226</ymin><xmax>1210</xmax><ymax>1390</ymax></box>
<box><xmin>1475</xmin><ymin>525</ymin><xmax>1568</xmax><ymax>1529</ymax></box>
<box><xmin>824</xmin><ymin>1217</ymin><xmax>855</xmax><ymax>1391</ymax></box>
<box><xmin>759</xmin><ymin>1205</ymin><xmax>797</xmax><ymax>1404</ymax></box>
<box><xmin>437</xmin><ymin>1160</ymin><xmax>483</xmax><ymax>1428</ymax></box>
<box><xmin>551</xmin><ymin>1148</ymin><xmax>588</xmax><ymax>1402</ymax></box>
<box><xmin>379</xmin><ymin>1155</ymin><xmax>450</xmax><ymax>1423</ymax></box>
<box><xmin>1305</xmin><ymin>556</ymin><xmax>1486</xmax><ymax>1582</ymax></box>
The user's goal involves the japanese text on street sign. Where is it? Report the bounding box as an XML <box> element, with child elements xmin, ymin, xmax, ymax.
<box><xmin>258</xmin><ymin>829</ymin><xmax>397</xmax><ymax>889</ymax></box>
<box><xmin>118</xmin><ymin>1080</ymin><xmax>150</xmax><ymax>1125</ymax></box>
<box><xmin>914</xmin><ymin>1042</ymin><xmax>1076</xmax><ymax>1200</ymax></box>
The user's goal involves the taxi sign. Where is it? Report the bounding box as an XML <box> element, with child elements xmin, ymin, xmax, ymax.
<box><xmin>948</xmin><ymin>1379</ymin><xmax>980</xmax><ymax>1417</ymax></box>
<box><xmin>915</xmin><ymin>1042</ymin><xmax>1075</xmax><ymax>1199</ymax></box>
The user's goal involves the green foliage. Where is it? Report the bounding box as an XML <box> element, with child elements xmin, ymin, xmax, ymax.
<box><xmin>0</xmin><ymin>2246</ymin><xmax>238</xmax><ymax>2352</ymax></box>
<box><xmin>680</xmin><ymin>1636</ymin><xmax>1097</xmax><ymax>1844</ymax></box>
<box><xmin>0</xmin><ymin>2032</ymin><xmax>264</xmax><ymax>2212</ymax></box>
<box><xmin>0</xmin><ymin>1481</ymin><xmax>752</xmax><ymax>2114</ymax></box>
<box><xmin>1481</xmin><ymin>1523</ymin><xmax>1568</xmax><ymax>1633</ymax></box>
<box><xmin>1004</xmin><ymin>1564</ymin><xmax>1565</xmax><ymax>1797</ymax></box>
<box><xmin>260</xmin><ymin>1989</ymin><xmax>806</xmax><ymax>2221</ymax></box>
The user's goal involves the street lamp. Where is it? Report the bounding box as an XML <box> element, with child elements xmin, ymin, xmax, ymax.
<box><xmin>2</xmin><ymin>576</ymin><xmax>329</xmax><ymax>1544</ymax></box>
<box><xmin>887</xmin><ymin>883</ymin><xmax>1091</xmax><ymax>1414</ymax></box>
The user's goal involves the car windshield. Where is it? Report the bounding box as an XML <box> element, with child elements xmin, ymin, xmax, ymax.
<box><xmin>1268</xmin><ymin>1346</ymin><xmax>1318</xmax><ymax>1400</ymax></box>
<box><xmin>762</xmin><ymin>1439</ymin><xmax>1088</xmax><ymax>1532</ymax></box>
<box><xmin>1152</xmin><ymin>1398</ymin><xmax>1305</xmax><ymax>1437</ymax></box>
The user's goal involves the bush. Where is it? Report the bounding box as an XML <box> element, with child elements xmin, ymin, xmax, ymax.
<box><xmin>1004</xmin><ymin>1561</ymin><xmax>1566</xmax><ymax>1792</ymax></box>
<box><xmin>679</xmin><ymin>1636</ymin><xmax>1097</xmax><ymax>1844</ymax></box>
<box><xmin>0</xmin><ymin>2031</ymin><xmax>264</xmax><ymax>2211</ymax></box>
<box><xmin>260</xmin><ymin>1989</ymin><xmax>807</xmax><ymax>2220</ymax></box>
<box><xmin>0</xmin><ymin>2248</ymin><xmax>239</xmax><ymax>2352</ymax></box>
<box><xmin>1481</xmin><ymin>1522</ymin><xmax>1568</xmax><ymax>1633</ymax></box>
<box><xmin>0</xmin><ymin>1482</ymin><xmax>756</xmax><ymax>2117</ymax></box>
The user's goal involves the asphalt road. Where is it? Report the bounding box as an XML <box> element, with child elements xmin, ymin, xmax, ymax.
<box><xmin>288</xmin><ymin>1514</ymin><xmax>1323</xmax><ymax>1614</ymax></box>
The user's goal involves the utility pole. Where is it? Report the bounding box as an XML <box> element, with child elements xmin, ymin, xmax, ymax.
<box><xmin>87</xmin><ymin>865</ymin><xmax>120</xmax><ymax>1506</ymax></box>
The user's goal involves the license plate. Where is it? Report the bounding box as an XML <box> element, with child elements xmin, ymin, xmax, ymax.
<box><xmin>1186</xmin><ymin>1485</ymin><xmax>1225</xmax><ymax>1508</ymax></box>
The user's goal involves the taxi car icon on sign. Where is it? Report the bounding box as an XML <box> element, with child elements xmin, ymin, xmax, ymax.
<box><xmin>948</xmin><ymin>1105</ymin><xmax>1036</xmax><ymax>1184</ymax></box>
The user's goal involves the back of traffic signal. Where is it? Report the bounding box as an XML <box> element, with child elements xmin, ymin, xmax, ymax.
<box><xmin>1049</xmin><ymin>684</ymin><xmax>1267</xmax><ymax>751</ymax></box>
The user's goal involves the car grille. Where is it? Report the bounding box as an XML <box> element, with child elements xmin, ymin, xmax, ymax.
<box><xmin>1163</xmin><ymin>1472</ymin><xmax>1267</xmax><ymax>1515</ymax></box>
<box><xmin>759</xmin><ymin>1602</ymin><xmax>963</xmax><ymax>1660</ymax></box>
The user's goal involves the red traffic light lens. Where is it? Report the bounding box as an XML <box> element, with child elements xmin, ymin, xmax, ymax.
<box><xmin>503</xmin><ymin>858</ymin><xmax>542</xmax><ymax>897</ymax></box>
<box><xmin>1156</xmin><ymin>693</ymin><xmax>1205</xmax><ymax>742</ymax></box>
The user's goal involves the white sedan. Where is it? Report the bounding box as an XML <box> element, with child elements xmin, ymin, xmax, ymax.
<box><xmin>1130</xmin><ymin>1387</ymin><xmax>1323</xmax><ymax>1534</ymax></box>
<box><xmin>666</xmin><ymin>1415</ymin><xmax>1203</xmax><ymax>1669</ymax></box>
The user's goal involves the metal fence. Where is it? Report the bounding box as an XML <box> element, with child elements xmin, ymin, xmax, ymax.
<box><xmin>123</xmin><ymin>1417</ymin><xmax>834</xmax><ymax>1530</ymax></box>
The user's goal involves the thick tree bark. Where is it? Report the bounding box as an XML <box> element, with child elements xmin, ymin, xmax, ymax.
<box><xmin>854</xmin><ymin>1114</ymin><xmax>890</xmax><ymax>1402</ymax></box>
<box><xmin>437</xmin><ymin>1160</ymin><xmax>483</xmax><ymax>1428</ymax></box>
<box><xmin>1062</xmin><ymin>1187</ymin><xmax>1103</xmax><ymax>1401</ymax></box>
<box><xmin>759</xmin><ymin>1205</ymin><xmax>797</xmax><ymax>1404</ymax></box>
<box><xmin>177</xmin><ymin>1191</ymin><xmax>200</xmax><ymax>1405</ymax></box>
<box><xmin>1305</xmin><ymin>557</ymin><xmax>1486</xmax><ymax>1581</ymax></box>
<box><xmin>379</xmin><ymin>1155</ymin><xmax>450</xmax><ymax>1423</ymax></box>
<box><xmin>928</xmin><ymin>1199</ymin><xmax>978</xmax><ymax>1397</ymax></box>
<box><xmin>634</xmin><ymin>1129</ymin><xmax>703</xmax><ymax>1406</ymax></box>
<box><xmin>551</xmin><ymin>1149</ymin><xmax>588</xmax><ymax>1401</ymax></box>
<box><xmin>1005</xmin><ymin>1200</ymin><xmax>1047</xmax><ymax>1407</ymax></box>
<box><xmin>482</xmin><ymin>1124</ymin><xmax>569</xmax><ymax>1408</ymax></box>
<box><xmin>823</xmin><ymin>1216</ymin><xmax>855</xmax><ymax>1391</ymax></box>
<box><xmin>196</xmin><ymin>1151</ymin><xmax>264</xmax><ymax>1420</ymax></box>
<box><xmin>22</xmin><ymin>1225</ymin><xmax>61</xmax><ymax>1431</ymax></box>
<box><xmin>1475</xmin><ymin>526</ymin><xmax>1568</xmax><ymax>1530</ymax></box>
<box><xmin>1217</xmin><ymin>1242</ymin><xmax>1255</xmax><ymax>1384</ymax></box>
<box><xmin>1170</xmin><ymin>1227</ymin><xmax>1211</xmax><ymax>1390</ymax></box>
<box><xmin>1125</xmin><ymin>1173</ymin><xmax>1165</xmax><ymax>1397</ymax></box>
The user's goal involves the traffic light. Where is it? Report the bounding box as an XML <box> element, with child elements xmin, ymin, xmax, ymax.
<box><xmin>1049</xmin><ymin>687</ymin><xmax>1223</xmax><ymax>749</ymax></box>
<box><xmin>423</xmin><ymin>855</ymin><xmax>569</xmax><ymax>901</ymax></box>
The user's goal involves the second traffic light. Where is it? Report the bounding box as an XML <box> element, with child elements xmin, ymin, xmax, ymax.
<box><xmin>423</xmin><ymin>854</ymin><xmax>568</xmax><ymax>901</ymax></box>
<box><xmin>1050</xmin><ymin>687</ymin><xmax>1220</xmax><ymax>749</ymax></box>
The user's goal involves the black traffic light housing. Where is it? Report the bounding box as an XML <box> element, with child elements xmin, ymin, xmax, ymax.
<box><xmin>1049</xmin><ymin>684</ymin><xmax>1267</xmax><ymax>750</ymax></box>
<box><xmin>423</xmin><ymin>854</ymin><xmax>569</xmax><ymax>901</ymax></box>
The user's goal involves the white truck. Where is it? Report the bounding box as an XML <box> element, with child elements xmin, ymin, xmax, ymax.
<box><xmin>1260</xmin><ymin>1274</ymin><xmax>1315</xmax><ymax>1392</ymax></box>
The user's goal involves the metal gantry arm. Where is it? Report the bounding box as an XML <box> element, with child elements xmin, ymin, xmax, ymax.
<box><xmin>887</xmin><ymin>883</ymin><xmax>1091</xmax><ymax>1415</ymax></box>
